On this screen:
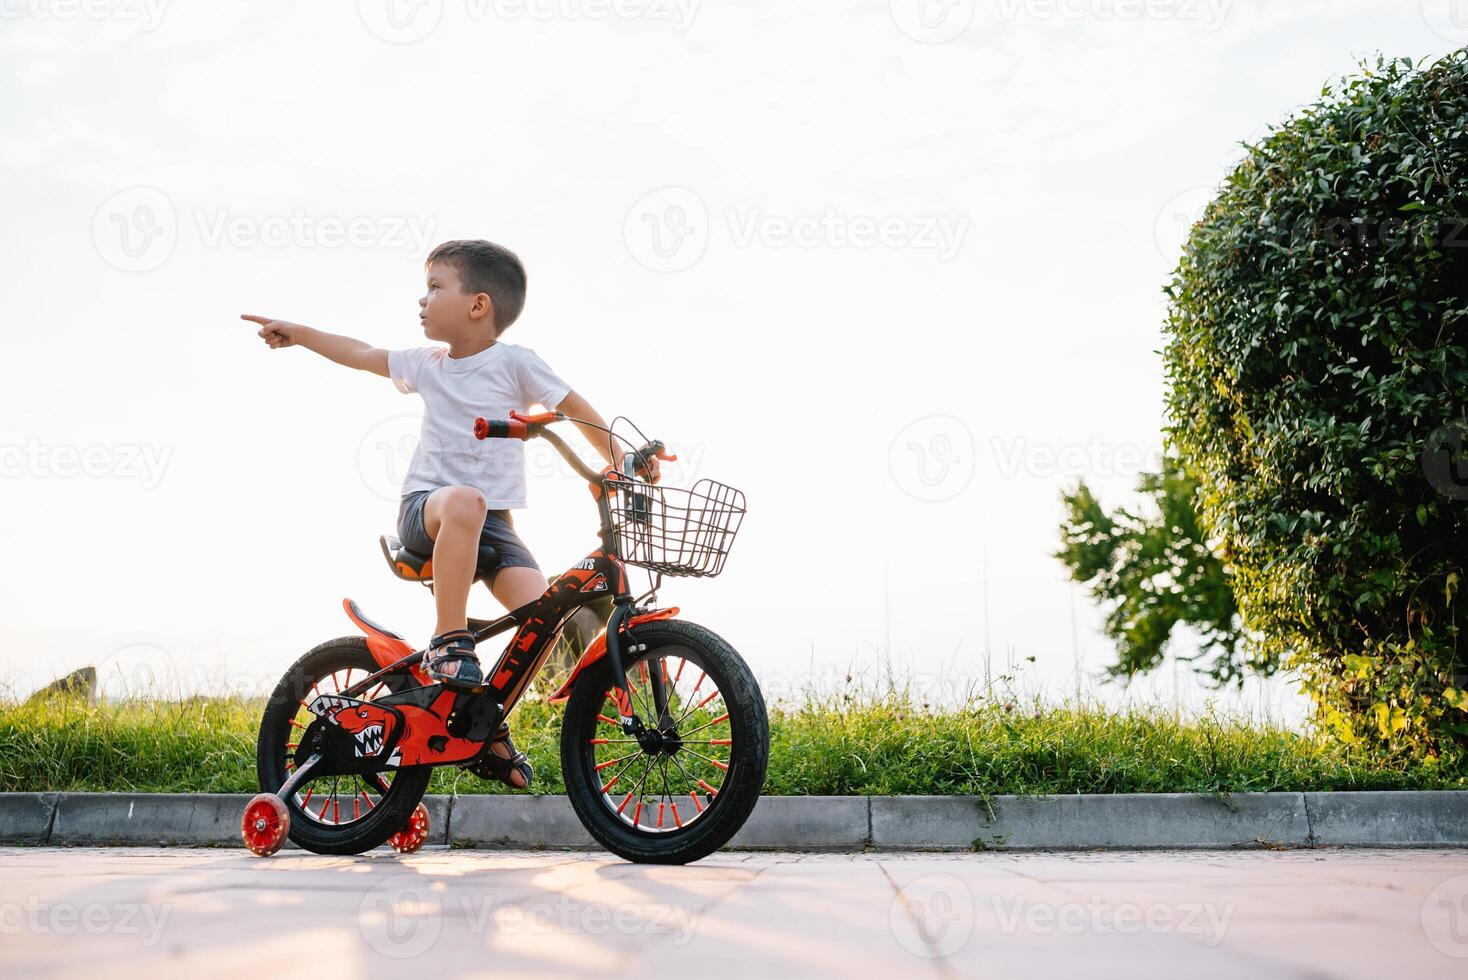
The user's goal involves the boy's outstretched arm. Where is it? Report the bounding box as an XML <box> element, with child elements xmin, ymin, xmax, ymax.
<box><xmin>242</xmin><ymin>314</ymin><xmax>389</xmax><ymax>378</ymax></box>
<box><xmin>556</xmin><ymin>390</ymin><xmax>662</xmax><ymax>483</ymax></box>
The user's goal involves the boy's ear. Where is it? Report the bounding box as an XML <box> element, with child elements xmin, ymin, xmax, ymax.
<box><xmin>469</xmin><ymin>291</ymin><xmax>496</xmax><ymax>325</ymax></box>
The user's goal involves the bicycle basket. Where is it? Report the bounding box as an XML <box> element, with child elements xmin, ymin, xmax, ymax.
<box><xmin>605</xmin><ymin>477</ymin><xmax>746</xmax><ymax>578</ymax></box>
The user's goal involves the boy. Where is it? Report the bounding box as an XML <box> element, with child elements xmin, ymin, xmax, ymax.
<box><xmin>243</xmin><ymin>239</ymin><xmax>656</xmax><ymax>790</ymax></box>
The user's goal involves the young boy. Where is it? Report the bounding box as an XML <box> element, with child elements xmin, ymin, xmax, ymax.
<box><xmin>243</xmin><ymin>239</ymin><xmax>656</xmax><ymax>789</ymax></box>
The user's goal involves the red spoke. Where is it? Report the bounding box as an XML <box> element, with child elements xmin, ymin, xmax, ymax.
<box><xmin>616</xmin><ymin>791</ymin><xmax>637</xmax><ymax>814</ymax></box>
<box><xmin>596</xmin><ymin>713</ymin><xmax>617</xmax><ymax>725</ymax></box>
<box><xmin>301</xmin><ymin>788</ymin><xmax>314</xmax><ymax>806</ymax></box>
<box><xmin>673</xmin><ymin>673</ymin><xmax>720</xmax><ymax>727</ymax></box>
<box><xmin>589</xmin><ymin>738</ymin><xmax>610</xmax><ymax>745</ymax></box>
<box><xmin>601</xmin><ymin>774</ymin><xmax>620</xmax><ymax>793</ymax></box>
<box><xmin>689</xmin><ymin>792</ymin><xmax>704</xmax><ymax>813</ymax></box>
<box><xmin>674</xmin><ymin>659</ymin><xmax>686</xmax><ymax>683</ymax></box>
<box><xmin>671</xmin><ymin>802</ymin><xmax>682</xmax><ymax>828</ymax></box>
<box><xmin>289</xmin><ymin>719</ymin><xmax>306</xmax><ymax>731</ymax></box>
<box><xmin>632</xmin><ymin>800</ymin><xmax>643</xmax><ymax>825</ymax></box>
<box><xmin>657</xmin><ymin>802</ymin><xmax>665</xmax><ymax>828</ymax></box>
<box><xmin>711</xmin><ymin>739</ymin><xmax>732</xmax><ymax>746</ymax></box>
<box><xmin>697</xmin><ymin>779</ymin><xmax>718</xmax><ymax>796</ymax></box>
<box><xmin>595</xmin><ymin>757</ymin><xmax>624</xmax><ymax>772</ymax></box>
<box><xmin>680</xmin><ymin>714</ymin><xmax>733</xmax><ymax>739</ymax></box>
<box><xmin>684</xmin><ymin>748</ymin><xmax>730</xmax><ymax>771</ymax></box>
<box><xmin>359</xmin><ymin>791</ymin><xmax>376</xmax><ymax>811</ymax></box>
<box><xmin>317</xmin><ymin>797</ymin><xmax>332</xmax><ymax>820</ymax></box>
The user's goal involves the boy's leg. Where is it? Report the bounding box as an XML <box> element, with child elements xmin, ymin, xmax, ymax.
<box><xmin>471</xmin><ymin>566</ymin><xmax>549</xmax><ymax>789</ymax></box>
<box><xmin>422</xmin><ymin>486</ymin><xmax>487</xmax><ymax>636</ymax></box>
<box><xmin>490</xmin><ymin>566</ymin><xmax>550</xmax><ymax>611</ymax></box>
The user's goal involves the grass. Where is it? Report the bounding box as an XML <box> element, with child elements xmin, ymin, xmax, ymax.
<box><xmin>1</xmin><ymin>681</ymin><xmax>1461</xmax><ymax>796</ymax></box>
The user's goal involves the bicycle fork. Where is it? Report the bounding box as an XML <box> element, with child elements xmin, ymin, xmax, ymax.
<box><xmin>604</xmin><ymin>597</ymin><xmax>670</xmax><ymax>736</ymax></box>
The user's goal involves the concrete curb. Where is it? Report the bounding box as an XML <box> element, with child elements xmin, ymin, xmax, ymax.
<box><xmin>2</xmin><ymin>791</ymin><xmax>1464</xmax><ymax>850</ymax></box>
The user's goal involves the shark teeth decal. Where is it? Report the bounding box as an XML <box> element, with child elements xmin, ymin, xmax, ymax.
<box><xmin>353</xmin><ymin>724</ymin><xmax>386</xmax><ymax>758</ymax></box>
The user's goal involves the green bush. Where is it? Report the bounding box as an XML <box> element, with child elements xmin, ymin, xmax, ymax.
<box><xmin>1057</xmin><ymin>456</ymin><xmax>1254</xmax><ymax>687</ymax></box>
<box><xmin>1164</xmin><ymin>53</ymin><xmax>1468</xmax><ymax>765</ymax></box>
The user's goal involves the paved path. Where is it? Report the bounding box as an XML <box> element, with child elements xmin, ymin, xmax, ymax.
<box><xmin>2</xmin><ymin>847</ymin><xmax>1466</xmax><ymax>978</ymax></box>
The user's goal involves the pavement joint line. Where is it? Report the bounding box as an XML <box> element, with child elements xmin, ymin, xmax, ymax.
<box><xmin>876</xmin><ymin>859</ymin><xmax>960</xmax><ymax>980</ymax></box>
<box><xmin>43</xmin><ymin>792</ymin><xmax>57</xmax><ymax>846</ymax></box>
<box><xmin>689</xmin><ymin>857</ymin><xmax>778</xmax><ymax>917</ymax></box>
<box><xmin>1303</xmin><ymin>790</ymin><xmax>1318</xmax><ymax>846</ymax></box>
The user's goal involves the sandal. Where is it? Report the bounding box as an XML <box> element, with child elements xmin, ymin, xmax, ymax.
<box><xmin>422</xmin><ymin>629</ymin><xmax>484</xmax><ymax>690</ymax></box>
<box><xmin>467</xmin><ymin>722</ymin><xmax>534</xmax><ymax>789</ymax></box>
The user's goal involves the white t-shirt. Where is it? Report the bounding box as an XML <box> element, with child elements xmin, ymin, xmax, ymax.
<box><xmin>388</xmin><ymin>342</ymin><xmax>571</xmax><ymax>508</ymax></box>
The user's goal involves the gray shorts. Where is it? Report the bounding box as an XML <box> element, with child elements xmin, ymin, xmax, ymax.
<box><xmin>396</xmin><ymin>490</ymin><xmax>541</xmax><ymax>585</ymax></box>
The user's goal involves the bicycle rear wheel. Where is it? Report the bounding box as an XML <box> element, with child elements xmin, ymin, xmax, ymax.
<box><xmin>560</xmin><ymin>619</ymin><xmax>768</xmax><ymax>864</ymax></box>
<box><xmin>256</xmin><ymin>637</ymin><xmax>432</xmax><ymax>855</ymax></box>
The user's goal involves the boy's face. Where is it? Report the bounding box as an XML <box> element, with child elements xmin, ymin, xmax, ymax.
<box><xmin>419</xmin><ymin>260</ymin><xmax>494</xmax><ymax>342</ymax></box>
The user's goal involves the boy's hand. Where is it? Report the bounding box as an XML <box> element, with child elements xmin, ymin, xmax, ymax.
<box><xmin>242</xmin><ymin>314</ymin><xmax>306</xmax><ymax>349</ymax></box>
<box><xmin>240</xmin><ymin>316</ymin><xmax>388</xmax><ymax>376</ymax></box>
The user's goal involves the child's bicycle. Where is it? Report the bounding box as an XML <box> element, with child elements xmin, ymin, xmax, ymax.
<box><xmin>240</xmin><ymin>411</ymin><xmax>765</xmax><ymax>865</ymax></box>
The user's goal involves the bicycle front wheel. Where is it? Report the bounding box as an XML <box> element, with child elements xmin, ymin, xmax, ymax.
<box><xmin>560</xmin><ymin>619</ymin><xmax>768</xmax><ymax>864</ymax></box>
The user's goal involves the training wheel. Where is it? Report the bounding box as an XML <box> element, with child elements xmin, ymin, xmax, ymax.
<box><xmin>387</xmin><ymin>802</ymin><xmax>430</xmax><ymax>854</ymax></box>
<box><xmin>242</xmin><ymin>793</ymin><xmax>290</xmax><ymax>857</ymax></box>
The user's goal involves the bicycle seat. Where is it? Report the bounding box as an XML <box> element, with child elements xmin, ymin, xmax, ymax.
<box><xmin>379</xmin><ymin>535</ymin><xmax>501</xmax><ymax>584</ymax></box>
<box><xmin>380</xmin><ymin>535</ymin><xmax>434</xmax><ymax>582</ymax></box>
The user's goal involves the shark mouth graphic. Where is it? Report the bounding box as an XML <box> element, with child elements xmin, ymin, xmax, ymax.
<box><xmin>353</xmin><ymin>724</ymin><xmax>386</xmax><ymax>758</ymax></box>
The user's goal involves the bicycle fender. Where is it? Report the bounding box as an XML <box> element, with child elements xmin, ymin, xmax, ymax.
<box><xmin>343</xmin><ymin>598</ymin><xmax>432</xmax><ymax>685</ymax></box>
<box><xmin>546</xmin><ymin>607</ymin><xmax>680</xmax><ymax>703</ymax></box>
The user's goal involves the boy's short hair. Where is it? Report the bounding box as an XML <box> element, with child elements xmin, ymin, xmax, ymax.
<box><xmin>427</xmin><ymin>240</ymin><xmax>527</xmax><ymax>333</ymax></box>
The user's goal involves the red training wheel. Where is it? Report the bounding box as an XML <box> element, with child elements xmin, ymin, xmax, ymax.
<box><xmin>242</xmin><ymin>793</ymin><xmax>290</xmax><ymax>857</ymax></box>
<box><xmin>387</xmin><ymin>802</ymin><xmax>430</xmax><ymax>854</ymax></box>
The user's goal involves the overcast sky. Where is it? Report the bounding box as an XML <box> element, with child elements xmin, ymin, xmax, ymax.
<box><xmin>2</xmin><ymin>1</ymin><xmax>1463</xmax><ymax>723</ymax></box>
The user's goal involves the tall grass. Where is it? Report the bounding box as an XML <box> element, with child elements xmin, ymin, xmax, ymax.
<box><xmin>2</xmin><ymin>681</ymin><xmax>1458</xmax><ymax>795</ymax></box>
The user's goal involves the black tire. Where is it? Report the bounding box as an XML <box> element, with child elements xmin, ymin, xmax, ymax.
<box><xmin>561</xmin><ymin>620</ymin><xmax>768</xmax><ymax>864</ymax></box>
<box><xmin>256</xmin><ymin>637</ymin><xmax>432</xmax><ymax>855</ymax></box>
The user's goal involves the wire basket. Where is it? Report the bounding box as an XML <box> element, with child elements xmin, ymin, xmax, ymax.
<box><xmin>605</xmin><ymin>477</ymin><xmax>746</xmax><ymax>578</ymax></box>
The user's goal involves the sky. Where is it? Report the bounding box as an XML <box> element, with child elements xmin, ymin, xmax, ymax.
<box><xmin>2</xmin><ymin>1</ymin><xmax>1464</xmax><ymax>724</ymax></box>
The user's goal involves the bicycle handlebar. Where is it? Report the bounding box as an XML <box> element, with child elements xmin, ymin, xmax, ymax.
<box><xmin>471</xmin><ymin>412</ymin><xmax>674</xmax><ymax>485</ymax></box>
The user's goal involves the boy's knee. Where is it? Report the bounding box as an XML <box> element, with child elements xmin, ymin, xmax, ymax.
<box><xmin>436</xmin><ymin>486</ymin><xmax>488</xmax><ymax>524</ymax></box>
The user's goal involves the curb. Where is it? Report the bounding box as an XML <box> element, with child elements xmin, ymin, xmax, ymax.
<box><xmin>2</xmin><ymin>791</ymin><xmax>1464</xmax><ymax>850</ymax></box>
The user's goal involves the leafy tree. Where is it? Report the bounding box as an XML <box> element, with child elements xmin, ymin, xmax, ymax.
<box><xmin>1164</xmin><ymin>53</ymin><xmax>1468</xmax><ymax>762</ymax></box>
<box><xmin>1057</xmin><ymin>458</ymin><xmax>1261</xmax><ymax>688</ymax></box>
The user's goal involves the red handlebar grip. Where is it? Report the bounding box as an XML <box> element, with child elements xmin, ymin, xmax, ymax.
<box><xmin>473</xmin><ymin>417</ymin><xmax>530</xmax><ymax>440</ymax></box>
